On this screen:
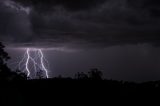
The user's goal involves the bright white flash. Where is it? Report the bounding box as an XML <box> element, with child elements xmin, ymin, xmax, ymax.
<box><xmin>18</xmin><ymin>48</ymin><xmax>49</xmax><ymax>79</ymax></box>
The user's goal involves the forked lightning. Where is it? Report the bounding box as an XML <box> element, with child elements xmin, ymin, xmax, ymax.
<box><xmin>18</xmin><ymin>48</ymin><xmax>49</xmax><ymax>78</ymax></box>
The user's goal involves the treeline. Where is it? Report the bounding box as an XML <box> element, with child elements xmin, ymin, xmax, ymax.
<box><xmin>1</xmin><ymin>42</ymin><xmax>160</xmax><ymax>89</ymax></box>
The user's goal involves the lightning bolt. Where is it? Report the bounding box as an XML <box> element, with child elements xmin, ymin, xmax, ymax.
<box><xmin>18</xmin><ymin>48</ymin><xmax>49</xmax><ymax>79</ymax></box>
<box><xmin>26</xmin><ymin>48</ymin><xmax>30</xmax><ymax>77</ymax></box>
<box><xmin>39</xmin><ymin>49</ymin><xmax>49</xmax><ymax>78</ymax></box>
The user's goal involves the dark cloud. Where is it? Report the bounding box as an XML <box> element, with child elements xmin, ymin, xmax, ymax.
<box><xmin>1</xmin><ymin>0</ymin><xmax>160</xmax><ymax>48</ymax></box>
<box><xmin>127</xmin><ymin>0</ymin><xmax>160</xmax><ymax>17</ymax></box>
<box><xmin>13</xmin><ymin>0</ymin><xmax>106</xmax><ymax>11</ymax></box>
<box><xmin>0</xmin><ymin>0</ymin><xmax>32</xmax><ymax>43</ymax></box>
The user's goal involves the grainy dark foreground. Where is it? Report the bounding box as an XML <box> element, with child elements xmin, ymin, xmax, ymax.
<box><xmin>0</xmin><ymin>79</ymin><xmax>160</xmax><ymax>106</ymax></box>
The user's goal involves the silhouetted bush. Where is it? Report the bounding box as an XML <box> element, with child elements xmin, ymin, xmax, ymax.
<box><xmin>88</xmin><ymin>68</ymin><xmax>103</xmax><ymax>80</ymax></box>
<box><xmin>74</xmin><ymin>68</ymin><xmax>103</xmax><ymax>80</ymax></box>
<box><xmin>75</xmin><ymin>72</ymin><xmax>88</xmax><ymax>79</ymax></box>
<box><xmin>36</xmin><ymin>70</ymin><xmax>45</xmax><ymax>79</ymax></box>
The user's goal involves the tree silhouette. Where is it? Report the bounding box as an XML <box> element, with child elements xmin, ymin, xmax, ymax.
<box><xmin>75</xmin><ymin>68</ymin><xmax>103</xmax><ymax>80</ymax></box>
<box><xmin>36</xmin><ymin>70</ymin><xmax>44</xmax><ymax>79</ymax></box>
<box><xmin>88</xmin><ymin>68</ymin><xmax>103</xmax><ymax>80</ymax></box>
<box><xmin>15</xmin><ymin>69</ymin><xmax>27</xmax><ymax>80</ymax></box>
<box><xmin>0</xmin><ymin>42</ymin><xmax>12</xmax><ymax>80</ymax></box>
<box><xmin>75</xmin><ymin>72</ymin><xmax>88</xmax><ymax>80</ymax></box>
<box><xmin>0</xmin><ymin>42</ymin><xmax>10</xmax><ymax>66</ymax></box>
<box><xmin>0</xmin><ymin>42</ymin><xmax>27</xmax><ymax>80</ymax></box>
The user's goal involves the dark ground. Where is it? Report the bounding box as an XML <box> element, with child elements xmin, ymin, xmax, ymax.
<box><xmin>1</xmin><ymin>79</ymin><xmax>160</xmax><ymax>106</ymax></box>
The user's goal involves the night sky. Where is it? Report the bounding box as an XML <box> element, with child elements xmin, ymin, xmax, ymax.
<box><xmin>1</xmin><ymin>0</ymin><xmax>160</xmax><ymax>82</ymax></box>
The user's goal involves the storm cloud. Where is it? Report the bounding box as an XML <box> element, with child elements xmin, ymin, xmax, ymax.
<box><xmin>1</xmin><ymin>0</ymin><xmax>160</xmax><ymax>48</ymax></box>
